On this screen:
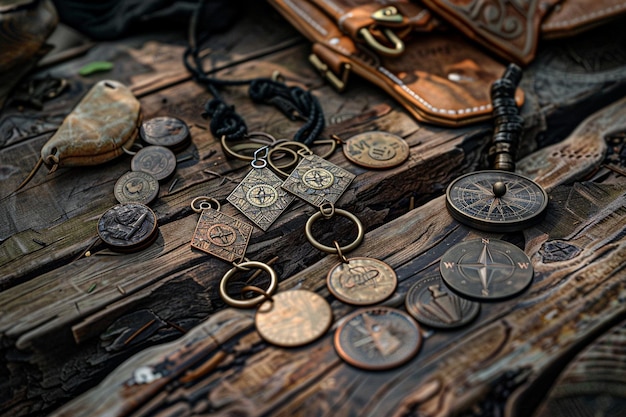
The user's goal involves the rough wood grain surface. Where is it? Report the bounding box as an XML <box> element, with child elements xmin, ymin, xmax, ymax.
<box><xmin>1</xmin><ymin>4</ymin><xmax>626</xmax><ymax>417</ymax></box>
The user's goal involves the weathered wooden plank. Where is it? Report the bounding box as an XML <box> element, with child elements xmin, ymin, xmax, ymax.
<box><xmin>3</xmin><ymin>9</ymin><xmax>626</xmax><ymax>417</ymax></box>
<box><xmin>46</xmin><ymin>97</ymin><xmax>626</xmax><ymax>417</ymax></box>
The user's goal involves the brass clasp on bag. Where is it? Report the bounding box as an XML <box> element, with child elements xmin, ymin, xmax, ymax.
<box><xmin>309</xmin><ymin>54</ymin><xmax>351</xmax><ymax>91</ymax></box>
<box><xmin>360</xmin><ymin>6</ymin><xmax>405</xmax><ymax>57</ymax></box>
<box><xmin>359</xmin><ymin>27</ymin><xmax>404</xmax><ymax>56</ymax></box>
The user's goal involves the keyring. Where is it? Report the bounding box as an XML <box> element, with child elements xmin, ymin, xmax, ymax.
<box><xmin>268</xmin><ymin>146</ymin><xmax>300</xmax><ymax>177</ymax></box>
<box><xmin>220</xmin><ymin>132</ymin><xmax>277</xmax><ymax>161</ymax></box>
<box><xmin>191</xmin><ymin>196</ymin><xmax>220</xmax><ymax>213</ymax></box>
<box><xmin>305</xmin><ymin>207</ymin><xmax>365</xmax><ymax>254</ymax></box>
<box><xmin>219</xmin><ymin>261</ymin><xmax>279</xmax><ymax>308</ymax></box>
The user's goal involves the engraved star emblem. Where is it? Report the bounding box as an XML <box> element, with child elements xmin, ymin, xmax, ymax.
<box><xmin>457</xmin><ymin>241</ymin><xmax>515</xmax><ymax>296</ymax></box>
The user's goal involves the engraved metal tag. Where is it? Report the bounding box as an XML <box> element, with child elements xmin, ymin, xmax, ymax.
<box><xmin>281</xmin><ymin>154</ymin><xmax>355</xmax><ymax>206</ymax></box>
<box><xmin>190</xmin><ymin>208</ymin><xmax>253</xmax><ymax>263</ymax></box>
<box><xmin>227</xmin><ymin>166</ymin><xmax>295</xmax><ymax>231</ymax></box>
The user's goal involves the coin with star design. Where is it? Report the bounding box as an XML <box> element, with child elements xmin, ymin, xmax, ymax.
<box><xmin>439</xmin><ymin>238</ymin><xmax>533</xmax><ymax>301</ymax></box>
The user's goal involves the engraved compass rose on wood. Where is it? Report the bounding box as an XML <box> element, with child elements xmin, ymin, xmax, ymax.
<box><xmin>439</xmin><ymin>238</ymin><xmax>534</xmax><ymax>301</ymax></box>
<box><xmin>446</xmin><ymin>170</ymin><xmax>548</xmax><ymax>232</ymax></box>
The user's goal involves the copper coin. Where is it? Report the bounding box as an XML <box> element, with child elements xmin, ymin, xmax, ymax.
<box><xmin>131</xmin><ymin>145</ymin><xmax>177</xmax><ymax>181</ymax></box>
<box><xmin>97</xmin><ymin>203</ymin><xmax>158</xmax><ymax>252</ymax></box>
<box><xmin>139</xmin><ymin>116</ymin><xmax>190</xmax><ymax>152</ymax></box>
<box><xmin>342</xmin><ymin>131</ymin><xmax>409</xmax><ymax>169</ymax></box>
<box><xmin>255</xmin><ymin>290</ymin><xmax>332</xmax><ymax>347</ymax></box>
<box><xmin>405</xmin><ymin>274</ymin><xmax>480</xmax><ymax>329</ymax></box>
<box><xmin>334</xmin><ymin>307</ymin><xmax>422</xmax><ymax>370</ymax></box>
<box><xmin>439</xmin><ymin>238</ymin><xmax>534</xmax><ymax>301</ymax></box>
<box><xmin>114</xmin><ymin>171</ymin><xmax>159</xmax><ymax>205</ymax></box>
<box><xmin>327</xmin><ymin>257</ymin><xmax>397</xmax><ymax>305</ymax></box>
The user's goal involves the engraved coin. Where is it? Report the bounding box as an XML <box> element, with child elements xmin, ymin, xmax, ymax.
<box><xmin>227</xmin><ymin>166</ymin><xmax>295</xmax><ymax>231</ymax></box>
<box><xmin>190</xmin><ymin>208</ymin><xmax>253</xmax><ymax>263</ymax></box>
<box><xmin>446</xmin><ymin>170</ymin><xmax>548</xmax><ymax>232</ymax></box>
<box><xmin>405</xmin><ymin>274</ymin><xmax>480</xmax><ymax>329</ymax></box>
<box><xmin>327</xmin><ymin>257</ymin><xmax>397</xmax><ymax>305</ymax></box>
<box><xmin>343</xmin><ymin>131</ymin><xmax>409</xmax><ymax>169</ymax></box>
<box><xmin>334</xmin><ymin>307</ymin><xmax>422</xmax><ymax>370</ymax></box>
<box><xmin>139</xmin><ymin>116</ymin><xmax>190</xmax><ymax>152</ymax></box>
<box><xmin>97</xmin><ymin>203</ymin><xmax>158</xmax><ymax>252</ymax></box>
<box><xmin>131</xmin><ymin>145</ymin><xmax>177</xmax><ymax>181</ymax></box>
<box><xmin>255</xmin><ymin>290</ymin><xmax>333</xmax><ymax>347</ymax></box>
<box><xmin>114</xmin><ymin>171</ymin><xmax>159</xmax><ymax>205</ymax></box>
<box><xmin>281</xmin><ymin>154</ymin><xmax>355</xmax><ymax>207</ymax></box>
<box><xmin>440</xmin><ymin>238</ymin><xmax>533</xmax><ymax>301</ymax></box>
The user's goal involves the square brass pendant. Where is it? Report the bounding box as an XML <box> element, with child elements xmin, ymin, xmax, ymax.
<box><xmin>281</xmin><ymin>154</ymin><xmax>355</xmax><ymax>207</ymax></box>
<box><xmin>227</xmin><ymin>167</ymin><xmax>295</xmax><ymax>231</ymax></box>
<box><xmin>190</xmin><ymin>208</ymin><xmax>253</xmax><ymax>263</ymax></box>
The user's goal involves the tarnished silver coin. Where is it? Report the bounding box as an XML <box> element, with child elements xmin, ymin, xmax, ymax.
<box><xmin>342</xmin><ymin>131</ymin><xmax>409</xmax><ymax>169</ymax></box>
<box><xmin>114</xmin><ymin>171</ymin><xmax>159</xmax><ymax>205</ymax></box>
<box><xmin>405</xmin><ymin>274</ymin><xmax>480</xmax><ymax>329</ymax></box>
<box><xmin>439</xmin><ymin>238</ymin><xmax>533</xmax><ymax>301</ymax></box>
<box><xmin>131</xmin><ymin>145</ymin><xmax>177</xmax><ymax>181</ymax></box>
<box><xmin>327</xmin><ymin>257</ymin><xmax>397</xmax><ymax>305</ymax></box>
<box><xmin>139</xmin><ymin>116</ymin><xmax>190</xmax><ymax>152</ymax></box>
<box><xmin>97</xmin><ymin>203</ymin><xmax>158</xmax><ymax>252</ymax></box>
<box><xmin>255</xmin><ymin>290</ymin><xmax>333</xmax><ymax>347</ymax></box>
<box><xmin>334</xmin><ymin>307</ymin><xmax>422</xmax><ymax>370</ymax></box>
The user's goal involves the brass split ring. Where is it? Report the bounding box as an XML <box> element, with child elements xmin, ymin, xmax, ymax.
<box><xmin>305</xmin><ymin>208</ymin><xmax>364</xmax><ymax>254</ymax></box>
<box><xmin>219</xmin><ymin>261</ymin><xmax>278</xmax><ymax>308</ymax></box>
<box><xmin>191</xmin><ymin>196</ymin><xmax>220</xmax><ymax>213</ymax></box>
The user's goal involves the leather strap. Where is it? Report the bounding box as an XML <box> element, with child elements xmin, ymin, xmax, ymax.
<box><xmin>542</xmin><ymin>0</ymin><xmax>626</xmax><ymax>38</ymax></box>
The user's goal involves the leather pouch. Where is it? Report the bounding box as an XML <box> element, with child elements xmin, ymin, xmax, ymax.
<box><xmin>269</xmin><ymin>0</ymin><xmax>521</xmax><ymax>126</ymax></box>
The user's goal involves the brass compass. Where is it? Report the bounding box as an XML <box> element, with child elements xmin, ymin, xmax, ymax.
<box><xmin>445</xmin><ymin>170</ymin><xmax>548</xmax><ymax>232</ymax></box>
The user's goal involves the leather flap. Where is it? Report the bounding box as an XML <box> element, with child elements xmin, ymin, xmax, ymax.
<box><xmin>420</xmin><ymin>0</ymin><xmax>561</xmax><ymax>65</ymax></box>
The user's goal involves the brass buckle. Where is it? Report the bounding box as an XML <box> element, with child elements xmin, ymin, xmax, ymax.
<box><xmin>359</xmin><ymin>27</ymin><xmax>404</xmax><ymax>57</ymax></box>
<box><xmin>309</xmin><ymin>54</ymin><xmax>351</xmax><ymax>92</ymax></box>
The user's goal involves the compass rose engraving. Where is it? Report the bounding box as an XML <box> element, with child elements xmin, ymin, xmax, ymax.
<box><xmin>446</xmin><ymin>170</ymin><xmax>548</xmax><ymax>232</ymax></box>
<box><xmin>245</xmin><ymin>185</ymin><xmax>278</xmax><ymax>207</ymax></box>
<box><xmin>227</xmin><ymin>166</ymin><xmax>295</xmax><ymax>231</ymax></box>
<box><xmin>302</xmin><ymin>168</ymin><xmax>334</xmax><ymax>189</ymax></box>
<box><xmin>440</xmin><ymin>238</ymin><xmax>534</xmax><ymax>301</ymax></box>
<box><xmin>281</xmin><ymin>153</ymin><xmax>355</xmax><ymax>207</ymax></box>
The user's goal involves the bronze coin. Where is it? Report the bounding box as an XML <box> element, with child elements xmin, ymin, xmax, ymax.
<box><xmin>114</xmin><ymin>171</ymin><xmax>159</xmax><ymax>205</ymax></box>
<box><xmin>139</xmin><ymin>116</ymin><xmax>190</xmax><ymax>152</ymax></box>
<box><xmin>327</xmin><ymin>257</ymin><xmax>397</xmax><ymax>305</ymax></box>
<box><xmin>334</xmin><ymin>307</ymin><xmax>422</xmax><ymax>370</ymax></box>
<box><xmin>97</xmin><ymin>203</ymin><xmax>158</xmax><ymax>253</ymax></box>
<box><xmin>131</xmin><ymin>145</ymin><xmax>177</xmax><ymax>181</ymax></box>
<box><xmin>255</xmin><ymin>290</ymin><xmax>333</xmax><ymax>347</ymax></box>
<box><xmin>405</xmin><ymin>274</ymin><xmax>480</xmax><ymax>329</ymax></box>
<box><xmin>445</xmin><ymin>170</ymin><xmax>548</xmax><ymax>232</ymax></box>
<box><xmin>439</xmin><ymin>238</ymin><xmax>534</xmax><ymax>301</ymax></box>
<box><xmin>342</xmin><ymin>131</ymin><xmax>409</xmax><ymax>169</ymax></box>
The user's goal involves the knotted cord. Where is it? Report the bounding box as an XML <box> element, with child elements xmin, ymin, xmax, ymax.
<box><xmin>184</xmin><ymin>0</ymin><xmax>325</xmax><ymax>144</ymax></box>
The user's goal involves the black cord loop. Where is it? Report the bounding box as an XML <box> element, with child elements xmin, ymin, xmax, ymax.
<box><xmin>185</xmin><ymin>0</ymin><xmax>325</xmax><ymax>144</ymax></box>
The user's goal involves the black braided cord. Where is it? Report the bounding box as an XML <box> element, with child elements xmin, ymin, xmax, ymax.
<box><xmin>184</xmin><ymin>0</ymin><xmax>325</xmax><ymax>144</ymax></box>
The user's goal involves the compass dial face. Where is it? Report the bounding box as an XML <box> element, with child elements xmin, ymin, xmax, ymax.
<box><xmin>446</xmin><ymin>170</ymin><xmax>548</xmax><ymax>232</ymax></box>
